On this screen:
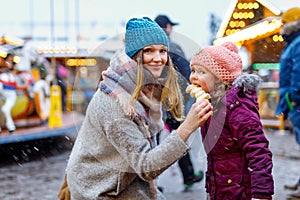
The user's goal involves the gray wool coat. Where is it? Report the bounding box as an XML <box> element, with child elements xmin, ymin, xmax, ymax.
<box><xmin>66</xmin><ymin>89</ymin><xmax>190</xmax><ymax>200</ymax></box>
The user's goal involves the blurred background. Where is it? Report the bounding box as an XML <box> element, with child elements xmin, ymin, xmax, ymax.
<box><xmin>0</xmin><ymin>0</ymin><xmax>299</xmax><ymax>155</ymax></box>
<box><xmin>0</xmin><ymin>0</ymin><xmax>298</xmax><ymax>45</ymax></box>
<box><xmin>0</xmin><ymin>1</ymin><xmax>300</xmax><ymax>199</ymax></box>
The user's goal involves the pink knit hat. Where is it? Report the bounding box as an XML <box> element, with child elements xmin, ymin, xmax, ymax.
<box><xmin>190</xmin><ymin>41</ymin><xmax>243</xmax><ymax>83</ymax></box>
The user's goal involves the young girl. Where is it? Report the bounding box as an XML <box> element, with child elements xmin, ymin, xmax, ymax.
<box><xmin>62</xmin><ymin>17</ymin><xmax>212</xmax><ymax>200</ymax></box>
<box><xmin>190</xmin><ymin>41</ymin><xmax>274</xmax><ymax>200</ymax></box>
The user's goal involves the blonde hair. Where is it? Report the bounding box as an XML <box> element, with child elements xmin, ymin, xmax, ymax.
<box><xmin>129</xmin><ymin>50</ymin><xmax>184</xmax><ymax>121</ymax></box>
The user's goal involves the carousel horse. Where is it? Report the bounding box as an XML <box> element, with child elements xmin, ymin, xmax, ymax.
<box><xmin>0</xmin><ymin>68</ymin><xmax>50</xmax><ymax>132</ymax></box>
<box><xmin>0</xmin><ymin>71</ymin><xmax>17</xmax><ymax>132</ymax></box>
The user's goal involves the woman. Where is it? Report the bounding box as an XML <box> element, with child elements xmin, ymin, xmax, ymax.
<box><xmin>64</xmin><ymin>17</ymin><xmax>212</xmax><ymax>199</ymax></box>
<box><xmin>190</xmin><ymin>41</ymin><xmax>274</xmax><ymax>200</ymax></box>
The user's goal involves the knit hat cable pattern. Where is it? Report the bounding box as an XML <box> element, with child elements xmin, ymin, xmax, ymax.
<box><xmin>190</xmin><ymin>41</ymin><xmax>243</xmax><ymax>83</ymax></box>
<box><xmin>125</xmin><ymin>17</ymin><xmax>169</xmax><ymax>58</ymax></box>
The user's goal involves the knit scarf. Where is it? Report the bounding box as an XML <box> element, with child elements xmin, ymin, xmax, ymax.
<box><xmin>99</xmin><ymin>48</ymin><xmax>165</xmax><ymax>142</ymax></box>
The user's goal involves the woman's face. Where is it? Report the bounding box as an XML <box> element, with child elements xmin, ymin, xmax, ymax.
<box><xmin>189</xmin><ymin>65</ymin><xmax>218</xmax><ymax>93</ymax></box>
<box><xmin>142</xmin><ymin>44</ymin><xmax>168</xmax><ymax>79</ymax></box>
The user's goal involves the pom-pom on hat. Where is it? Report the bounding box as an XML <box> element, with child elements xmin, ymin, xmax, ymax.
<box><xmin>281</xmin><ymin>7</ymin><xmax>300</xmax><ymax>23</ymax></box>
<box><xmin>190</xmin><ymin>41</ymin><xmax>243</xmax><ymax>83</ymax></box>
<box><xmin>125</xmin><ymin>17</ymin><xmax>169</xmax><ymax>58</ymax></box>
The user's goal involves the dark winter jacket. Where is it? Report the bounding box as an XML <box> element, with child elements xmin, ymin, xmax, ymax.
<box><xmin>169</xmin><ymin>42</ymin><xmax>191</xmax><ymax>82</ymax></box>
<box><xmin>201</xmin><ymin>73</ymin><xmax>274</xmax><ymax>200</ymax></box>
<box><xmin>276</xmin><ymin>19</ymin><xmax>300</xmax><ymax>118</ymax></box>
<box><xmin>165</xmin><ymin>41</ymin><xmax>193</xmax><ymax>128</ymax></box>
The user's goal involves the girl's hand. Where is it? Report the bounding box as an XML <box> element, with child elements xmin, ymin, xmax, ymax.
<box><xmin>176</xmin><ymin>98</ymin><xmax>213</xmax><ymax>142</ymax></box>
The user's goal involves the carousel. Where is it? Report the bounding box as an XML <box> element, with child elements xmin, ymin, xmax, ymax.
<box><xmin>0</xmin><ymin>35</ymin><xmax>84</xmax><ymax>145</ymax></box>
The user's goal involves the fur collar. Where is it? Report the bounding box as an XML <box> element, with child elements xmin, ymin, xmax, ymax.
<box><xmin>281</xmin><ymin>19</ymin><xmax>300</xmax><ymax>36</ymax></box>
<box><xmin>232</xmin><ymin>73</ymin><xmax>262</xmax><ymax>92</ymax></box>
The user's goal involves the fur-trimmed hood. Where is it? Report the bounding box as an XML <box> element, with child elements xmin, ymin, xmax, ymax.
<box><xmin>211</xmin><ymin>73</ymin><xmax>262</xmax><ymax>114</ymax></box>
<box><xmin>221</xmin><ymin>72</ymin><xmax>262</xmax><ymax>110</ymax></box>
<box><xmin>232</xmin><ymin>72</ymin><xmax>262</xmax><ymax>92</ymax></box>
<box><xmin>281</xmin><ymin>18</ymin><xmax>300</xmax><ymax>36</ymax></box>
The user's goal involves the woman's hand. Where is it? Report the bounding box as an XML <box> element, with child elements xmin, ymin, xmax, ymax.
<box><xmin>176</xmin><ymin>98</ymin><xmax>213</xmax><ymax>142</ymax></box>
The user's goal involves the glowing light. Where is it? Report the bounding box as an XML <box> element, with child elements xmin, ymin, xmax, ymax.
<box><xmin>216</xmin><ymin>0</ymin><xmax>281</xmax><ymax>39</ymax></box>
<box><xmin>230</xmin><ymin>21</ymin><xmax>236</xmax><ymax>28</ymax></box>
<box><xmin>0</xmin><ymin>50</ymin><xmax>7</xmax><ymax>58</ymax></box>
<box><xmin>214</xmin><ymin>17</ymin><xmax>282</xmax><ymax>45</ymax></box>
<box><xmin>237</xmin><ymin>3</ymin><xmax>243</xmax><ymax>9</ymax></box>
<box><xmin>248</xmin><ymin>3</ymin><xmax>253</xmax><ymax>9</ymax></box>
<box><xmin>273</xmin><ymin>35</ymin><xmax>284</xmax><ymax>42</ymax></box>
<box><xmin>233</xmin><ymin>12</ymin><xmax>239</xmax><ymax>19</ymax></box>
<box><xmin>239</xmin><ymin>21</ymin><xmax>246</xmax><ymax>27</ymax></box>
<box><xmin>278</xmin><ymin>35</ymin><xmax>284</xmax><ymax>42</ymax></box>
<box><xmin>216</xmin><ymin>0</ymin><xmax>238</xmax><ymax>38</ymax></box>
<box><xmin>13</xmin><ymin>56</ymin><xmax>20</xmax><ymax>63</ymax></box>
<box><xmin>249</xmin><ymin>12</ymin><xmax>254</xmax><ymax>19</ymax></box>
<box><xmin>238</xmin><ymin>12</ymin><xmax>243</xmax><ymax>19</ymax></box>
<box><xmin>66</xmin><ymin>58</ymin><xmax>97</xmax><ymax>67</ymax></box>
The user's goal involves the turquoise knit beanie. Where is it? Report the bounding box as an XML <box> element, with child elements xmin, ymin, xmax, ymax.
<box><xmin>125</xmin><ymin>17</ymin><xmax>169</xmax><ymax>58</ymax></box>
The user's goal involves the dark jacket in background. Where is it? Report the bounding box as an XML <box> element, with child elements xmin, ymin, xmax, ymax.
<box><xmin>169</xmin><ymin>42</ymin><xmax>191</xmax><ymax>82</ymax></box>
<box><xmin>165</xmin><ymin>41</ymin><xmax>193</xmax><ymax>128</ymax></box>
<box><xmin>276</xmin><ymin>29</ymin><xmax>300</xmax><ymax>118</ymax></box>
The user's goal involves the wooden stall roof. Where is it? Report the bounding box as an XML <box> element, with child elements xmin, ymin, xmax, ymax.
<box><xmin>214</xmin><ymin>0</ymin><xmax>282</xmax><ymax>45</ymax></box>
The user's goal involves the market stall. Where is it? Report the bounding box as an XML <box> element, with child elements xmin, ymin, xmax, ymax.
<box><xmin>213</xmin><ymin>0</ymin><xmax>288</xmax><ymax>130</ymax></box>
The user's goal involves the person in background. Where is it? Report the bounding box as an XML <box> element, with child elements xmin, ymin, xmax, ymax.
<box><xmin>0</xmin><ymin>53</ymin><xmax>17</xmax><ymax>133</ymax></box>
<box><xmin>61</xmin><ymin>17</ymin><xmax>212</xmax><ymax>200</ymax></box>
<box><xmin>190</xmin><ymin>41</ymin><xmax>274</xmax><ymax>199</ymax></box>
<box><xmin>275</xmin><ymin>7</ymin><xmax>300</xmax><ymax>199</ymax></box>
<box><xmin>155</xmin><ymin>14</ymin><xmax>204</xmax><ymax>191</ymax></box>
<box><xmin>56</xmin><ymin>62</ymin><xmax>68</xmax><ymax>112</ymax></box>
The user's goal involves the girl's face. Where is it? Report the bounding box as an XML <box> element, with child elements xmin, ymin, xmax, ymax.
<box><xmin>142</xmin><ymin>44</ymin><xmax>168</xmax><ymax>78</ymax></box>
<box><xmin>190</xmin><ymin>65</ymin><xmax>218</xmax><ymax>93</ymax></box>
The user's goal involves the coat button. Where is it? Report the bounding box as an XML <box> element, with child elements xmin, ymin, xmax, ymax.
<box><xmin>227</xmin><ymin>179</ymin><xmax>232</xmax><ymax>184</ymax></box>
